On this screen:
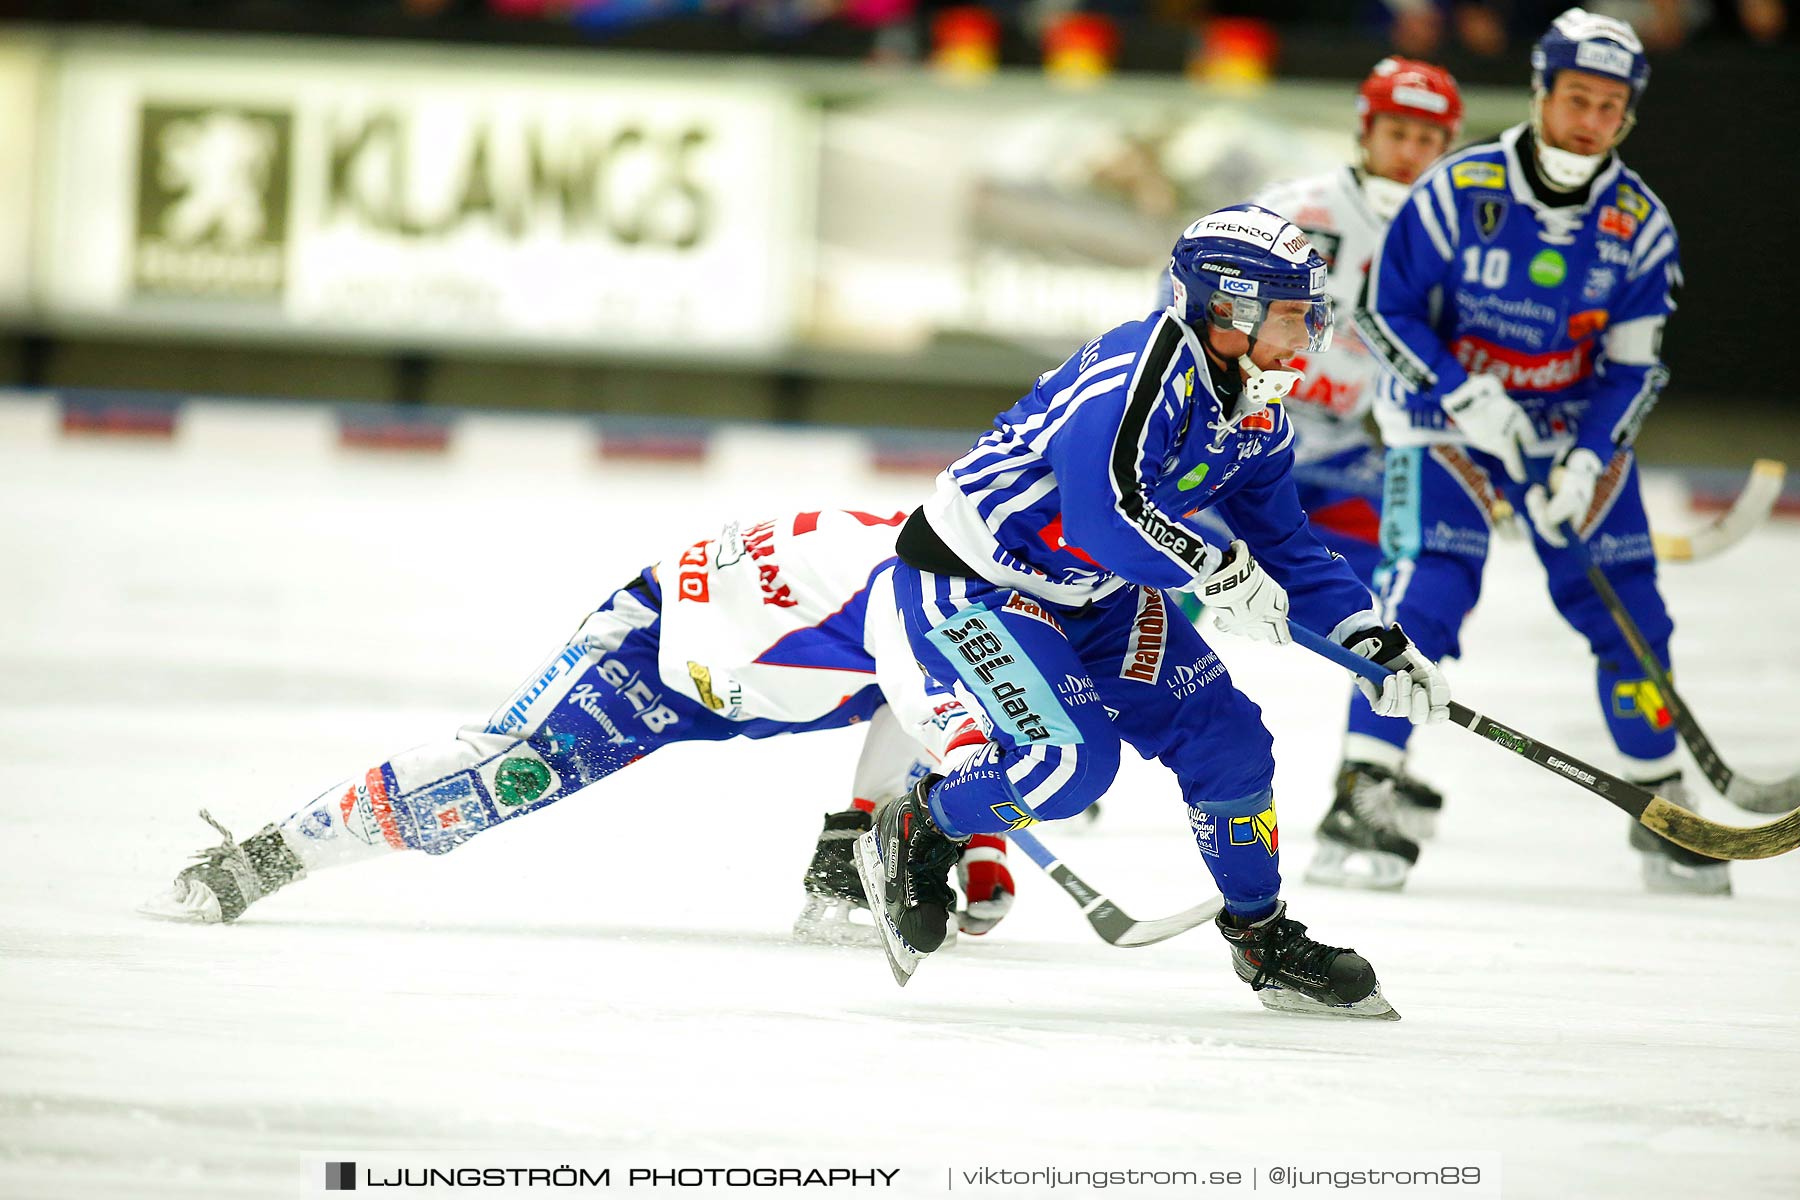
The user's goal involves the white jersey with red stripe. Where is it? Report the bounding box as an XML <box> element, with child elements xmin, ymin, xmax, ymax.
<box><xmin>1249</xmin><ymin>166</ymin><xmax>1392</xmax><ymax>465</ymax></box>
<box><xmin>654</xmin><ymin>506</ymin><xmax>985</xmax><ymax>784</ymax></box>
<box><xmin>653</xmin><ymin>508</ymin><xmax>911</xmax><ymax>727</ymax></box>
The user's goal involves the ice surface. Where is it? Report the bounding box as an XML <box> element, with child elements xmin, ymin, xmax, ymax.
<box><xmin>3</xmin><ymin>412</ymin><xmax>1798</xmax><ymax>1198</ymax></box>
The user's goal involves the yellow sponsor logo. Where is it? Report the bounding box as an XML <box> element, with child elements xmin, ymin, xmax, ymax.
<box><xmin>989</xmin><ymin>801</ymin><xmax>1039</xmax><ymax>831</ymax></box>
<box><xmin>1612</xmin><ymin>678</ymin><xmax>1673</xmax><ymax>731</ymax></box>
<box><xmin>1616</xmin><ymin>183</ymin><xmax>1651</xmax><ymax>221</ymax></box>
<box><xmin>1183</xmin><ymin>367</ymin><xmax>1196</xmax><ymax>398</ymax></box>
<box><xmin>1451</xmin><ymin>162</ymin><xmax>1506</xmax><ymax>190</ymax></box>
<box><xmin>1229</xmin><ymin>801</ymin><xmax>1280</xmax><ymax>856</ymax></box>
<box><xmin>687</xmin><ymin>661</ymin><xmax>724</xmax><ymax>711</ymax></box>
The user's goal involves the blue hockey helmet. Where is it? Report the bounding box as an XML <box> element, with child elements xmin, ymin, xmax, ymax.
<box><xmin>1531</xmin><ymin>8</ymin><xmax>1650</xmax><ymax>111</ymax></box>
<box><xmin>1168</xmin><ymin>204</ymin><xmax>1333</xmax><ymax>354</ymax></box>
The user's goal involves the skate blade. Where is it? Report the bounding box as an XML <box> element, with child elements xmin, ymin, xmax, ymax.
<box><xmin>792</xmin><ymin>895</ymin><xmax>883</xmax><ymax>947</ymax></box>
<box><xmin>136</xmin><ymin>880</ymin><xmax>224</xmax><ymax>924</ymax></box>
<box><xmin>853</xmin><ymin>831</ymin><xmax>925</xmax><ymax>988</ymax></box>
<box><xmin>1304</xmin><ymin>844</ymin><xmax>1411</xmax><ymax>892</ymax></box>
<box><xmin>1255</xmin><ymin>983</ymin><xmax>1401</xmax><ymax>1022</ymax></box>
<box><xmin>1640</xmin><ymin>857</ymin><xmax>1732</xmax><ymax>897</ymax></box>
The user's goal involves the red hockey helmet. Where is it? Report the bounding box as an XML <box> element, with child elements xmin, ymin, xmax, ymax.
<box><xmin>1357</xmin><ymin>57</ymin><xmax>1463</xmax><ymax>141</ymax></box>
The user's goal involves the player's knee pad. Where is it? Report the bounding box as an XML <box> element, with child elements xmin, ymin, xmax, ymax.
<box><xmin>1596</xmin><ymin>654</ymin><xmax>1679</xmax><ymax>759</ymax></box>
<box><xmin>1185</xmin><ymin>788</ymin><xmax>1283</xmax><ymax>916</ymax></box>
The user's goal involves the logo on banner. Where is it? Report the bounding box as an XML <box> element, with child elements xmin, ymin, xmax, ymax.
<box><xmin>134</xmin><ymin>105</ymin><xmax>291</xmax><ymax>300</ymax></box>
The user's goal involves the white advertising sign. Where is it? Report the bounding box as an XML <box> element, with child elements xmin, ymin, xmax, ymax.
<box><xmin>41</xmin><ymin>39</ymin><xmax>809</xmax><ymax>356</ymax></box>
<box><xmin>809</xmin><ymin>81</ymin><xmax>1520</xmax><ymax>357</ymax></box>
<box><xmin>0</xmin><ymin>37</ymin><xmax>47</xmax><ymax>317</ymax></box>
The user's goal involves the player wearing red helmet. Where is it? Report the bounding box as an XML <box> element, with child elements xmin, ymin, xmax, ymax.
<box><xmin>1179</xmin><ymin>59</ymin><xmax>1464</xmax><ymax>886</ymax></box>
<box><xmin>1356</xmin><ymin>57</ymin><xmax>1464</xmax><ymax>215</ymax></box>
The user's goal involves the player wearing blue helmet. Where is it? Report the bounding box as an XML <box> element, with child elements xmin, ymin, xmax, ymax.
<box><xmin>851</xmin><ymin>203</ymin><xmax>1450</xmax><ymax>1018</ymax></box>
<box><xmin>1312</xmin><ymin>9</ymin><xmax>1725</xmax><ymax>895</ymax></box>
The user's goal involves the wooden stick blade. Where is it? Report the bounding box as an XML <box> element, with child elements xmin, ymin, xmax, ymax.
<box><xmin>1639</xmin><ymin>795</ymin><xmax>1800</xmax><ymax>861</ymax></box>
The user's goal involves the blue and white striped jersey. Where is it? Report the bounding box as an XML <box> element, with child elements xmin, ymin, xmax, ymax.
<box><xmin>1359</xmin><ymin>123</ymin><xmax>1680</xmax><ymax>462</ymax></box>
<box><xmin>919</xmin><ymin>309</ymin><xmax>1376</xmax><ymax>638</ymax></box>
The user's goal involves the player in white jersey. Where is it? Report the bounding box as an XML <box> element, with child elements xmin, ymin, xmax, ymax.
<box><xmin>1251</xmin><ymin>59</ymin><xmax>1472</xmax><ymax>881</ymax></box>
<box><xmin>1252</xmin><ymin>56</ymin><xmax>1466</xmax><ymax>541</ymax></box>
<box><xmin>141</xmin><ymin>508</ymin><xmax>1014</xmax><ymax>941</ymax></box>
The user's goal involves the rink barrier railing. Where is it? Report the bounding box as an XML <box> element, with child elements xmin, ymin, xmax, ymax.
<box><xmin>3</xmin><ymin>387</ymin><xmax>1795</xmax><ymax>515</ymax></box>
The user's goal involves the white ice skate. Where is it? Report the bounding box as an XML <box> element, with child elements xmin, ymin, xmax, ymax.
<box><xmin>139</xmin><ymin>810</ymin><xmax>305</xmax><ymax>924</ymax></box>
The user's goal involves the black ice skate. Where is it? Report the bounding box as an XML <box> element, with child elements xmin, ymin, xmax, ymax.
<box><xmin>1627</xmin><ymin>776</ymin><xmax>1731</xmax><ymax>896</ymax></box>
<box><xmin>1216</xmin><ymin>901</ymin><xmax>1398</xmax><ymax>1020</ymax></box>
<box><xmin>792</xmin><ymin>807</ymin><xmax>881</xmax><ymax>946</ymax></box>
<box><xmin>853</xmin><ymin>775</ymin><xmax>967</xmax><ymax>986</ymax></box>
<box><xmin>1393</xmin><ymin>772</ymin><xmax>1445</xmax><ymax>842</ymax></box>
<box><xmin>138</xmin><ymin>810</ymin><xmax>306</xmax><ymax>923</ymax></box>
<box><xmin>1305</xmin><ymin>761</ymin><xmax>1421</xmax><ymax>891</ymax></box>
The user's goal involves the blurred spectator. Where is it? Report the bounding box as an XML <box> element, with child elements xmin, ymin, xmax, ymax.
<box><xmin>1375</xmin><ymin>0</ymin><xmax>1788</xmax><ymax>55</ymax></box>
<box><xmin>18</xmin><ymin>0</ymin><xmax>1786</xmax><ymax>56</ymax></box>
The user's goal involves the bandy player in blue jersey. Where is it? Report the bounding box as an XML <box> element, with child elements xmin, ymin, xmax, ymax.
<box><xmin>855</xmin><ymin>203</ymin><xmax>1452</xmax><ymax>1019</ymax></box>
<box><xmin>1311</xmin><ymin>8</ymin><xmax>1727</xmax><ymax>896</ymax></box>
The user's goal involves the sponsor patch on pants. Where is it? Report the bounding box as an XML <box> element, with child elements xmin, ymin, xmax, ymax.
<box><xmin>926</xmin><ymin>609</ymin><xmax>1081</xmax><ymax>746</ymax></box>
<box><xmin>1230</xmin><ymin>801</ymin><xmax>1279</xmax><ymax>856</ymax></box>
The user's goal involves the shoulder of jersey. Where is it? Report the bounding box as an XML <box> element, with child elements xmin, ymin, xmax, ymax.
<box><xmin>1049</xmin><ymin>311</ymin><xmax>1176</xmax><ymax>400</ymax></box>
<box><xmin>1416</xmin><ymin>138</ymin><xmax>1509</xmax><ymax>202</ymax></box>
<box><xmin>1099</xmin><ymin>310</ymin><xmax>1171</xmax><ymax>360</ymax></box>
<box><xmin>1610</xmin><ymin>161</ymin><xmax>1674</xmax><ymax>227</ymax></box>
<box><xmin>1251</xmin><ymin>170</ymin><xmax>1340</xmax><ymax>220</ymax></box>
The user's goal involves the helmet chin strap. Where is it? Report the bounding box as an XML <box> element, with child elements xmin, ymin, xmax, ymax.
<box><xmin>1529</xmin><ymin>92</ymin><xmax>1633</xmax><ymax>192</ymax></box>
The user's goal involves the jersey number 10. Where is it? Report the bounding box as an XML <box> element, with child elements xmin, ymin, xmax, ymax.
<box><xmin>1461</xmin><ymin>247</ymin><xmax>1511</xmax><ymax>288</ymax></box>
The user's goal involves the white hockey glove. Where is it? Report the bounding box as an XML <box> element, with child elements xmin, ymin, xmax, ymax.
<box><xmin>1524</xmin><ymin>447</ymin><xmax>1603</xmax><ymax>548</ymax></box>
<box><xmin>1341</xmin><ymin>623</ymin><xmax>1450</xmax><ymax>725</ymax></box>
<box><xmin>1194</xmin><ymin>540</ymin><xmax>1290</xmax><ymax>645</ymax></box>
<box><xmin>1441</xmin><ymin>373</ymin><xmax>1531</xmax><ymax>484</ymax></box>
